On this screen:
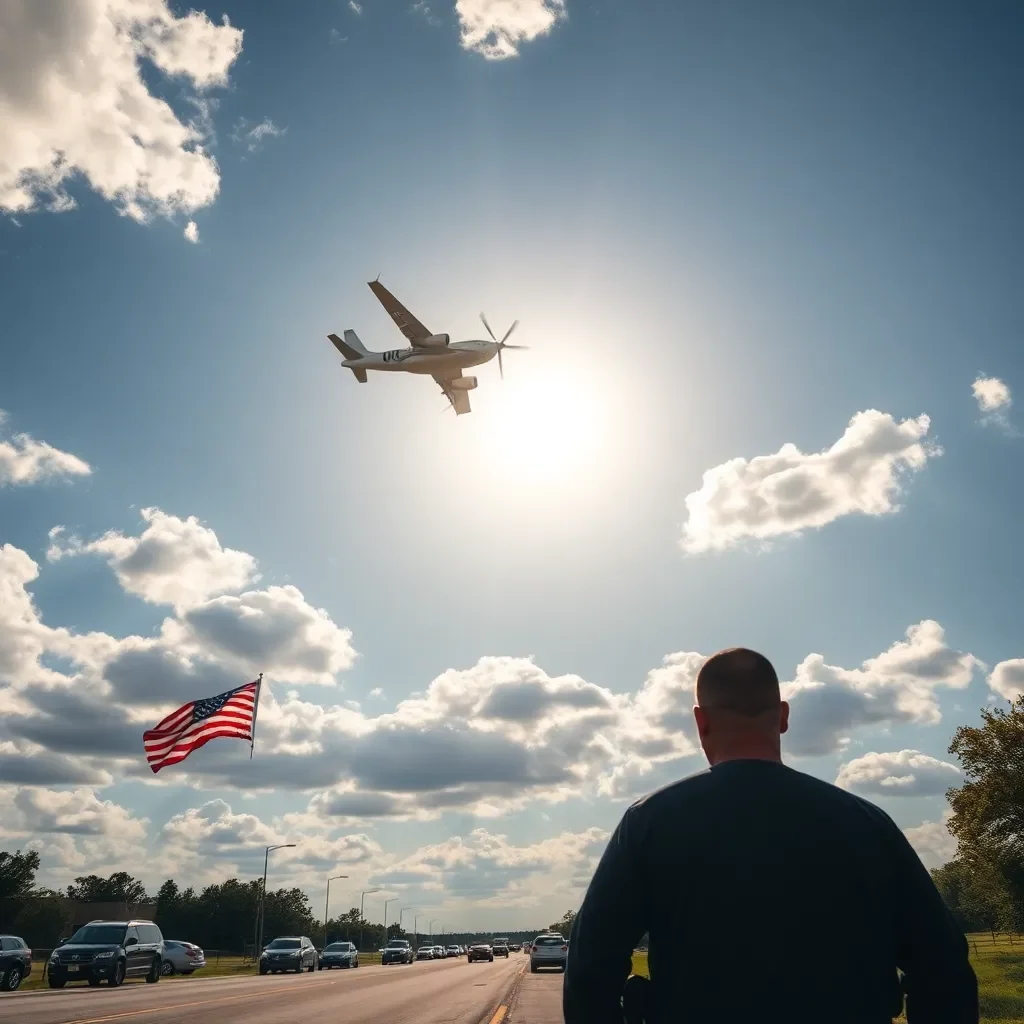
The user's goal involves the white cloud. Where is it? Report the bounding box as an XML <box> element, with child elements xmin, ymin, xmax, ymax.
<box><xmin>989</xmin><ymin>659</ymin><xmax>1024</xmax><ymax>702</ymax></box>
<box><xmin>184</xmin><ymin>220</ymin><xmax>199</xmax><ymax>243</ymax></box>
<box><xmin>455</xmin><ymin>0</ymin><xmax>566</xmax><ymax>59</ymax></box>
<box><xmin>47</xmin><ymin>508</ymin><xmax>259</xmax><ymax>611</ymax></box>
<box><xmin>0</xmin><ymin>413</ymin><xmax>91</xmax><ymax>486</ymax></box>
<box><xmin>681</xmin><ymin>410</ymin><xmax>939</xmax><ymax>554</ymax></box>
<box><xmin>349</xmin><ymin>0</ymin><xmax>363</xmax><ymax>12</ymax></box>
<box><xmin>784</xmin><ymin>621</ymin><xmax>979</xmax><ymax>756</ymax></box>
<box><xmin>230</xmin><ymin>118</ymin><xmax>285</xmax><ymax>153</ymax></box>
<box><xmin>411</xmin><ymin>2</ymin><xmax>442</xmax><ymax>27</ymax></box>
<box><xmin>0</xmin><ymin>786</ymin><xmax>147</xmax><ymax>841</ymax></box>
<box><xmin>973</xmin><ymin>376</ymin><xmax>1011</xmax><ymax>413</ymax></box>
<box><xmin>0</xmin><ymin>0</ymin><xmax>242</xmax><ymax>222</ymax></box>
<box><xmin>904</xmin><ymin>811</ymin><xmax>957</xmax><ymax>870</ymax></box>
<box><xmin>835</xmin><ymin>749</ymin><xmax>961</xmax><ymax>797</ymax></box>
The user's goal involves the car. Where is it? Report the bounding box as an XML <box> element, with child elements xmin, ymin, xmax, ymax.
<box><xmin>509</xmin><ymin>943</ymin><xmax>521</xmax><ymax>952</ymax></box>
<box><xmin>492</xmin><ymin>938</ymin><xmax>510</xmax><ymax>958</ymax></box>
<box><xmin>432</xmin><ymin>945</ymin><xmax>445</xmax><ymax>959</ymax></box>
<box><xmin>529</xmin><ymin>933</ymin><xmax>568</xmax><ymax>973</ymax></box>
<box><xmin>416</xmin><ymin>945</ymin><xmax>436</xmax><ymax>961</ymax></box>
<box><xmin>468</xmin><ymin>942</ymin><xmax>493</xmax><ymax>963</ymax></box>
<box><xmin>319</xmin><ymin>941</ymin><xmax>359</xmax><ymax>969</ymax></box>
<box><xmin>0</xmin><ymin>935</ymin><xmax>32</xmax><ymax>991</ymax></box>
<box><xmin>446</xmin><ymin>945</ymin><xmax>461</xmax><ymax>958</ymax></box>
<box><xmin>48</xmin><ymin>920</ymin><xmax>163</xmax><ymax>988</ymax></box>
<box><xmin>160</xmin><ymin>940</ymin><xmax>206</xmax><ymax>976</ymax></box>
<box><xmin>381</xmin><ymin>939</ymin><xmax>413</xmax><ymax>965</ymax></box>
<box><xmin>259</xmin><ymin>936</ymin><xmax>317</xmax><ymax>974</ymax></box>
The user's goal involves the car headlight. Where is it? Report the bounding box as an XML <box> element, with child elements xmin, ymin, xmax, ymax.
<box><xmin>95</xmin><ymin>952</ymin><xmax>116</xmax><ymax>960</ymax></box>
<box><xmin>260</xmin><ymin>952</ymin><xmax>269</xmax><ymax>959</ymax></box>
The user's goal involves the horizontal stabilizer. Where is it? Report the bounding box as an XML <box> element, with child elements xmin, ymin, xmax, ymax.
<box><xmin>352</xmin><ymin>367</ymin><xmax>367</xmax><ymax>383</ymax></box>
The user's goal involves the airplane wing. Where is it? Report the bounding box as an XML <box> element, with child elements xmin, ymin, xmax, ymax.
<box><xmin>368</xmin><ymin>280</ymin><xmax>432</xmax><ymax>345</ymax></box>
<box><xmin>434</xmin><ymin>374</ymin><xmax>471</xmax><ymax>415</ymax></box>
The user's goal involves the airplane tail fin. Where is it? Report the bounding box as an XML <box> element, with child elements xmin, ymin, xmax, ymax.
<box><xmin>328</xmin><ymin>331</ymin><xmax>369</xmax><ymax>383</ymax></box>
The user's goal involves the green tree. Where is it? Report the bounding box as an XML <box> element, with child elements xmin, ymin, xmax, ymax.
<box><xmin>946</xmin><ymin>697</ymin><xmax>1024</xmax><ymax>929</ymax></box>
<box><xmin>66</xmin><ymin>871</ymin><xmax>149</xmax><ymax>903</ymax></box>
<box><xmin>547</xmin><ymin>909</ymin><xmax>577</xmax><ymax>937</ymax></box>
<box><xmin>0</xmin><ymin>849</ymin><xmax>41</xmax><ymax>901</ymax></box>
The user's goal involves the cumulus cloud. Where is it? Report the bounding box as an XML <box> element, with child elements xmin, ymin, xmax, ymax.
<box><xmin>0</xmin><ymin>786</ymin><xmax>146</xmax><ymax>841</ymax></box>
<box><xmin>681</xmin><ymin>410</ymin><xmax>939</xmax><ymax>554</ymax></box>
<box><xmin>973</xmin><ymin>376</ymin><xmax>1011</xmax><ymax>413</ymax></box>
<box><xmin>0</xmin><ymin>0</ymin><xmax>243</xmax><ymax>222</ymax></box>
<box><xmin>455</xmin><ymin>0</ymin><xmax>567</xmax><ymax>59</ymax></box>
<box><xmin>47</xmin><ymin>508</ymin><xmax>259</xmax><ymax>610</ymax></box>
<box><xmin>230</xmin><ymin>118</ymin><xmax>285</xmax><ymax>153</ymax></box>
<box><xmin>989</xmin><ymin>659</ymin><xmax>1024</xmax><ymax>702</ymax></box>
<box><xmin>904</xmin><ymin>811</ymin><xmax>957</xmax><ymax>869</ymax></box>
<box><xmin>0</xmin><ymin>413</ymin><xmax>91</xmax><ymax>486</ymax></box>
<box><xmin>784</xmin><ymin>621</ymin><xmax>979</xmax><ymax>756</ymax></box>
<box><xmin>184</xmin><ymin>220</ymin><xmax>199</xmax><ymax>243</ymax></box>
<box><xmin>835</xmin><ymin>750</ymin><xmax>961</xmax><ymax>797</ymax></box>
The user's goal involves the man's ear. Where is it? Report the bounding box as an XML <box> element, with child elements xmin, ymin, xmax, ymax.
<box><xmin>779</xmin><ymin>700</ymin><xmax>790</xmax><ymax>735</ymax></box>
<box><xmin>693</xmin><ymin>705</ymin><xmax>708</xmax><ymax>736</ymax></box>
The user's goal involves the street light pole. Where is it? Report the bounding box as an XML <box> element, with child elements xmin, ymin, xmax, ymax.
<box><xmin>359</xmin><ymin>888</ymin><xmax>381</xmax><ymax>953</ymax></box>
<box><xmin>256</xmin><ymin>843</ymin><xmax>296</xmax><ymax>956</ymax></box>
<box><xmin>399</xmin><ymin>906</ymin><xmax>414</xmax><ymax>938</ymax></box>
<box><xmin>323</xmin><ymin>874</ymin><xmax>349</xmax><ymax>947</ymax></box>
<box><xmin>383</xmin><ymin>897</ymin><xmax>397</xmax><ymax>940</ymax></box>
<box><xmin>414</xmin><ymin>915</ymin><xmax>420</xmax><ymax>949</ymax></box>
<box><xmin>429</xmin><ymin>919</ymin><xmax>438</xmax><ymax>945</ymax></box>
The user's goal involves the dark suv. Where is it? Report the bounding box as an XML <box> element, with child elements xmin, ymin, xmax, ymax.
<box><xmin>0</xmin><ymin>935</ymin><xmax>32</xmax><ymax>991</ymax></box>
<box><xmin>381</xmin><ymin>939</ymin><xmax>413</xmax><ymax>965</ymax></box>
<box><xmin>48</xmin><ymin>920</ymin><xmax>164</xmax><ymax>987</ymax></box>
<box><xmin>259</xmin><ymin>936</ymin><xmax>317</xmax><ymax>974</ymax></box>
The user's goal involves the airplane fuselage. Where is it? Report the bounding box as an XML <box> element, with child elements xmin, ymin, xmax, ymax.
<box><xmin>342</xmin><ymin>340</ymin><xmax>499</xmax><ymax>376</ymax></box>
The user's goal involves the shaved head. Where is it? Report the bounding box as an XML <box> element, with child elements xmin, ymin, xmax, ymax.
<box><xmin>696</xmin><ymin>647</ymin><xmax>780</xmax><ymax>716</ymax></box>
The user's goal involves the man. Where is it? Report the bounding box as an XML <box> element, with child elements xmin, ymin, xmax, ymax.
<box><xmin>563</xmin><ymin>647</ymin><xmax>978</xmax><ymax>1024</ymax></box>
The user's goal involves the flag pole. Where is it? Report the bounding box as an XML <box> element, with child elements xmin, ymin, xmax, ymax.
<box><xmin>250</xmin><ymin>673</ymin><xmax>263</xmax><ymax>759</ymax></box>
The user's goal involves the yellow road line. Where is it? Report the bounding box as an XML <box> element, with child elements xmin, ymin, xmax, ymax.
<box><xmin>488</xmin><ymin>1005</ymin><xmax>508</xmax><ymax>1024</ymax></box>
<box><xmin>57</xmin><ymin>977</ymin><xmax>332</xmax><ymax>1024</ymax></box>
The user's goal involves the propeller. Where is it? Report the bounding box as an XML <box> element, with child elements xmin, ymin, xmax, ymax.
<box><xmin>480</xmin><ymin>313</ymin><xmax>528</xmax><ymax>380</ymax></box>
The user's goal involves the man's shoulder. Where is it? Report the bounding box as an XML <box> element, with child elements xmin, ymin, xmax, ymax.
<box><xmin>626</xmin><ymin>761</ymin><xmax>897</xmax><ymax>827</ymax></box>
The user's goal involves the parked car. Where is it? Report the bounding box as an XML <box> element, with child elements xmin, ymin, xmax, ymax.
<box><xmin>529</xmin><ymin>933</ymin><xmax>568</xmax><ymax>973</ymax></box>
<box><xmin>468</xmin><ymin>942</ymin><xmax>494</xmax><ymax>963</ymax></box>
<box><xmin>259</xmin><ymin>936</ymin><xmax>317</xmax><ymax>974</ymax></box>
<box><xmin>48</xmin><ymin>920</ymin><xmax>163</xmax><ymax>988</ymax></box>
<box><xmin>160</xmin><ymin>940</ymin><xmax>206</xmax><ymax>976</ymax></box>
<box><xmin>319</xmin><ymin>941</ymin><xmax>359</xmax><ymax>969</ymax></box>
<box><xmin>381</xmin><ymin>939</ymin><xmax>413</xmax><ymax>965</ymax></box>
<box><xmin>416</xmin><ymin>945</ymin><xmax>436</xmax><ymax>961</ymax></box>
<box><xmin>492</xmin><ymin>938</ymin><xmax>510</xmax><ymax>958</ymax></box>
<box><xmin>0</xmin><ymin>935</ymin><xmax>32</xmax><ymax>991</ymax></box>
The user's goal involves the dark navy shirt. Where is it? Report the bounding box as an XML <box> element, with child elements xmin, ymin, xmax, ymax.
<box><xmin>564</xmin><ymin>759</ymin><xmax>977</xmax><ymax>1024</ymax></box>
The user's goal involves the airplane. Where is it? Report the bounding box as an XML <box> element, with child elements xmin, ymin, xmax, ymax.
<box><xmin>328</xmin><ymin>279</ymin><xmax>527</xmax><ymax>415</ymax></box>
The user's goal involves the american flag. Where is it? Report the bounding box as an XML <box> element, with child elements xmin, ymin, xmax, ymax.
<box><xmin>143</xmin><ymin>680</ymin><xmax>260</xmax><ymax>773</ymax></box>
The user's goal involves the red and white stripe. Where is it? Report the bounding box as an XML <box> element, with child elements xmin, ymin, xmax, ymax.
<box><xmin>143</xmin><ymin>682</ymin><xmax>259</xmax><ymax>773</ymax></box>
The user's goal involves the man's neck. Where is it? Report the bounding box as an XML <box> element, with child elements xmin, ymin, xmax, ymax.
<box><xmin>707</xmin><ymin>743</ymin><xmax>783</xmax><ymax>766</ymax></box>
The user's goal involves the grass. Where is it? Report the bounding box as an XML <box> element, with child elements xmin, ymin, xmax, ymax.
<box><xmin>17</xmin><ymin>952</ymin><xmax>385</xmax><ymax>992</ymax></box>
<box><xmin>632</xmin><ymin>935</ymin><xmax>1024</xmax><ymax>1024</ymax></box>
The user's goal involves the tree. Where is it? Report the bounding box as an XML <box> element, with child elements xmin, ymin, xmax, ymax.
<box><xmin>0</xmin><ymin>849</ymin><xmax>40</xmax><ymax>902</ymax></box>
<box><xmin>547</xmin><ymin>910</ymin><xmax>577</xmax><ymax>937</ymax></box>
<box><xmin>67</xmin><ymin>871</ymin><xmax>149</xmax><ymax>903</ymax></box>
<box><xmin>945</xmin><ymin>697</ymin><xmax>1024</xmax><ymax>929</ymax></box>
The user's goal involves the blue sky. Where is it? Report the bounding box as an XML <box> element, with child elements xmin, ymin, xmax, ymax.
<box><xmin>1</xmin><ymin>0</ymin><xmax>1023</xmax><ymax>928</ymax></box>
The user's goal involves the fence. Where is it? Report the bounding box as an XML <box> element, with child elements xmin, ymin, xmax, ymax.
<box><xmin>966</xmin><ymin>932</ymin><xmax>1024</xmax><ymax>957</ymax></box>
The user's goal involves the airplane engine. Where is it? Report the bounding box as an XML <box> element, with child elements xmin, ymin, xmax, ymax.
<box><xmin>421</xmin><ymin>333</ymin><xmax>450</xmax><ymax>347</ymax></box>
<box><xmin>450</xmin><ymin>376</ymin><xmax>478</xmax><ymax>390</ymax></box>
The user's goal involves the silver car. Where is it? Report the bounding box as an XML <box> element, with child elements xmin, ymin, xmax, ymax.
<box><xmin>160</xmin><ymin>940</ymin><xmax>206</xmax><ymax>976</ymax></box>
<box><xmin>529</xmin><ymin>933</ymin><xmax>568</xmax><ymax>973</ymax></box>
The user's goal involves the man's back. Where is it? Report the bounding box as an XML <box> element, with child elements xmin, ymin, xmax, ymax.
<box><xmin>564</xmin><ymin>759</ymin><xmax>977</xmax><ymax>1024</ymax></box>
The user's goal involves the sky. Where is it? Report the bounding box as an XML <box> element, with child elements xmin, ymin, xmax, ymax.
<box><xmin>1</xmin><ymin>0</ymin><xmax>1023</xmax><ymax>931</ymax></box>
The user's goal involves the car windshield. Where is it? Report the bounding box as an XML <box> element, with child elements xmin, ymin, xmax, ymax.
<box><xmin>68</xmin><ymin>925</ymin><xmax>127</xmax><ymax>945</ymax></box>
<box><xmin>418</xmin><ymin>946</ymin><xmax>433</xmax><ymax>951</ymax></box>
<box><xmin>266</xmin><ymin>939</ymin><xmax>300</xmax><ymax>950</ymax></box>
<box><xmin>324</xmin><ymin>943</ymin><xmax>351</xmax><ymax>952</ymax></box>
<box><xmin>387</xmin><ymin>941</ymin><xmax>408</xmax><ymax>947</ymax></box>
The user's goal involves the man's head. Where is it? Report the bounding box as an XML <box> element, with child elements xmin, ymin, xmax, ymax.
<box><xmin>693</xmin><ymin>647</ymin><xmax>789</xmax><ymax>765</ymax></box>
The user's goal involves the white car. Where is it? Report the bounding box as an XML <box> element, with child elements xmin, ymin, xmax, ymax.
<box><xmin>529</xmin><ymin>933</ymin><xmax>568</xmax><ymax>973</ymax></box>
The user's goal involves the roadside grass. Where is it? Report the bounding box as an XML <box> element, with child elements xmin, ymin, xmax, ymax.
<box><xmin>17</xmin><ymin>952</ymin><xmax>385</xmax><ymax>992</ymax></box>
<box><xmin>632</xmin><ymin>935</ymin><xmax>1024</xmax><ymax>1024</ymax></box>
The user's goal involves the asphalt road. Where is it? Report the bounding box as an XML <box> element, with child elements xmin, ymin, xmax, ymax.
<box><xmin>1</xmin><ymin>955</ymin><xmax>537</xmax><ymax>1024</ymax></box>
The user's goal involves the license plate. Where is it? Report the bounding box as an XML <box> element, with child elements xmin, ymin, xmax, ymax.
<box><xmin>67</xmin><ymin>966</ymin><xmax>79</xmax><ymax>973</ymax></box>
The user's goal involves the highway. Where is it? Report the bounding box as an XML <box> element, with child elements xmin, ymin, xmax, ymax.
<box><xmin>0</xmin><ymin>955</ymin><xmax>567</xmax><ymax>1024</ymax></box>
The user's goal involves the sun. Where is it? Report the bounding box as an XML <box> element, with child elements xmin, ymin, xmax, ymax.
<box><xmin>479</xmin><ymin>368</ymin><xmax>605</xmax><ymax>481</ymax></box>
